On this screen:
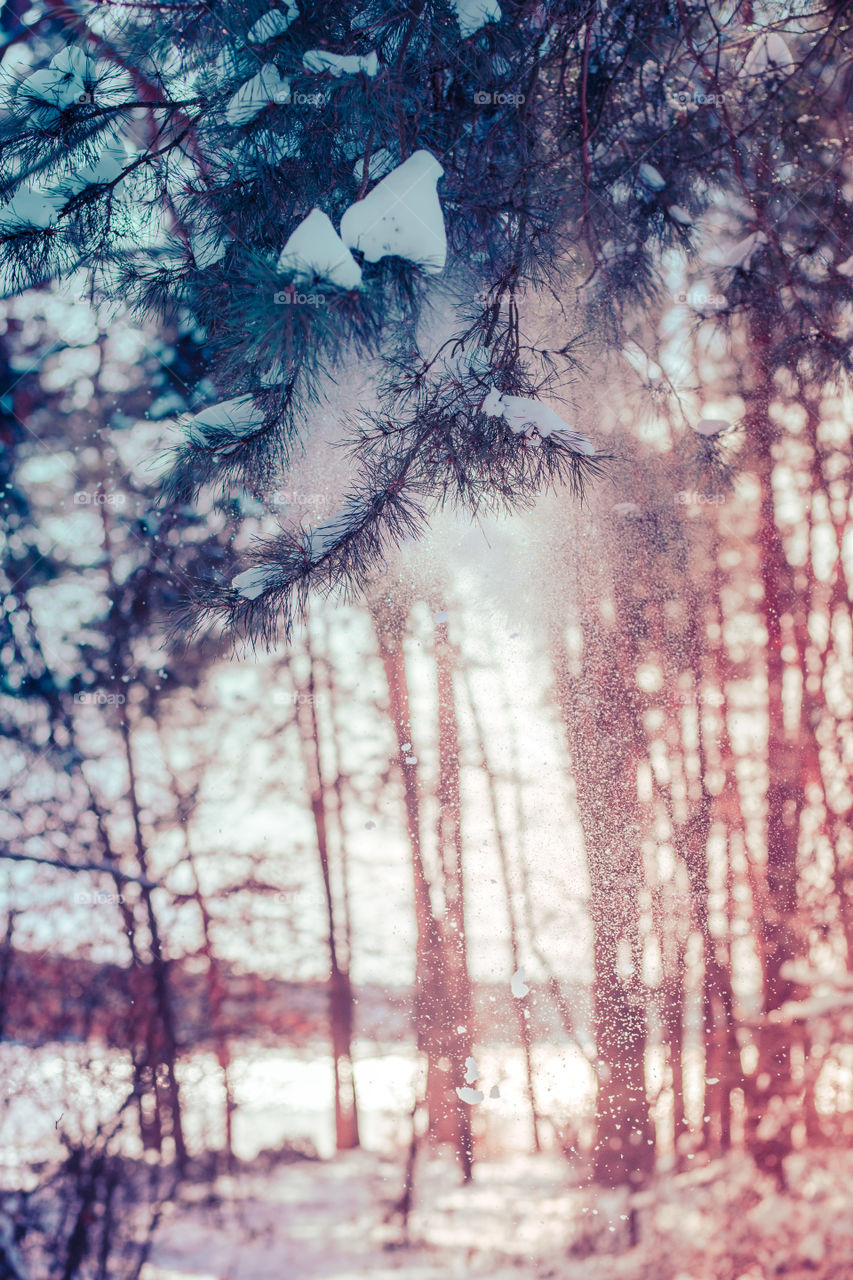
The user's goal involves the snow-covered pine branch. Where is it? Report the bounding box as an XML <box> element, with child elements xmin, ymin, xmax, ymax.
<box><xmin>3</xmin><ymin>1</ymin><xmax>847</xmax><ymax>642</ymax></box>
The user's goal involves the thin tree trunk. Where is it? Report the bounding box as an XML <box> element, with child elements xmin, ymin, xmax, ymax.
<box><xmin>299</xmin><ymin>619</ymin><xmax>359</xmax><ymax>1150</ymax></box>
<box><xmin>551</xmin><ymin>636</ymin><xmax>655</xmax><ymax>1187</ymax></box>
<box><xmin>433</xmin><ymin>616</ymin><xmax>474</xmax><ymax>1180</ymax></box>
<box><xmin>370</xmin><ymin>606</ymin><xmax>457</xmax><ymax>1166</ymax></box>
<box><xmin>459</xmin><ymin>664</ymin><xmax>543</xmax><ymax>1152</ymax></box>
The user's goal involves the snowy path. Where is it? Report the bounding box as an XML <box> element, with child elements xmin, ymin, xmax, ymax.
<box><xmin>144</xmin><ymin>1152</ymin><xmax>587</xmax><ymax>1280</ymax></box>
<box><xmin>143</xmin><ymin>1147</ymin><xmax>853</xmax><ymax>1280</ymax></box>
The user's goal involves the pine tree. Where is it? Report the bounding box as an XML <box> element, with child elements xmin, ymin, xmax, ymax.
<box><xmin>1</xmin><ymin>0</ymin><xmax>848</xmax><ymax>652</ymax></box>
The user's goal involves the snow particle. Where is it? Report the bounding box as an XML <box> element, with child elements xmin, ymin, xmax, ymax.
<box><xmin>511</xmin><ymin>967</ymin><xmax>529</xmax><ymax>998</ymax></box>
<box><xmin>455</xmin><ymin>1086</ymin><xmax>484</xmax><ymax>1105</ymax></box>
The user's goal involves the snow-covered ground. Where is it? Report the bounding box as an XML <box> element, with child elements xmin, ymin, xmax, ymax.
<box><xmin>142</xmin><ymin>1146</ymin><xmax>853</xmax><ymax>1280</ymax></box>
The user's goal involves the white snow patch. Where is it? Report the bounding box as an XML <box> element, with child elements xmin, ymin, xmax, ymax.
<box><xmin>433</xmin><ymin>610</ymin><xmax>449</xmax><ymax>623</ymax></box>
<box><xmin>302</xmin><ymin>49</ymin><xmax>379</xmax><ymax>77</ymax></box>
<box><xmin>714</xmin><ymin>230</ymin><xmax>767</xmax><ymax>269</ymax></box>
<box><xmin>693</xmin><ymin>418</ymin><xmax>730</xmax><ymax>437</ymax></box>
<box><xmin>188</xmin><ymin>396</ymin><xmax>266</xmax><ymax>441</ymax></box>
<box><xmin>489</xmin><ymin>1084</ymin><xmax>501</xmax><ymax>1099</ymax></box>
<box><xmin>742</xmin><ymin>32</ymin><xmax>793</xmax><ymax>75</ymax></box>
<box><xmin>247</xmin><ymin>5</ymin><xmax>298</xmax><ymax>43</ymax></box>
<box><xmin>511</xmin><ymin>968</ymin><xmax>529</xmax><ymax>998</ymax></box>
<box><xmin>455</xmin><ymin>1086</ymin><xmax>484</xmax><ymax>1105</ymax></box>
<box><xmin>0</xmin><ymin>185</ymin><xmax>65</xmax><ymax>230</ymax></box>
<box><xmin>340</xmin><ymin>150</ymin><xmax>447</xmax><ymax>274</ymax></box>
<box><xmin>464</xmin><ymin>1056</ymin><xmax>479</xmax><ymax>1084</ymax></box>
<box><xmin>232</xmin><ymin>565</ymin><xmax>279</xmax><ymax>600</ymax></box>
<box><xmin>190</xmin><ymin>225</ymin><xmax>230</xmax><ymax>268</ymax></box>
<box><xmin>451</xmin><ymin>0</ymin><xmax>501</xmax><ymax>38</ymax></box>
<box><xmin>277</xmin><ymin>208</ymin><xmax>362</xmax><ymax>289</ymax></box>
<box><xmin>305</xmin><ymin>511</ymin><xmax>350</xmax><ymax>559</ymax></box>
<box><xmin>401</xmin><ymin>742</ymin><xmax>412</xmax><ymax>752</ymax></box>
<box><xmin>64</xmin><ymin>134</ymin><xmax>129</xmax><ymax>194</ymax></box>
<box><xmin>482</xmin><ymin>389</ymin><xmax>595</xmax><ymax>455</ymax></box>
<box><xmin>405</xmin><ymin>756</ymin><xmax>418</xmax><ymax>765</ymax></box>
<box><xmin>352</xmin><ymin>147</ymin><xmax>396</xmax><ymax>183</ymax></box>
<box><xmin>837</xmin><ymin>252</ymin><xmax>853</xmax><ymax>278</ymax></box>
<box><xmin>225</xmin><ymin>64</ymin><xmax>291</xmax><ymax>126</ymax></box>
<box><xmin>668</xmin><ymin>205</ymin><xmax>692</xmax><ymax>225</ymax></box>
<box><xmin>638</xmin><ymin>162</ymin><xmax>666</xmax><ymax>191</ymax></box>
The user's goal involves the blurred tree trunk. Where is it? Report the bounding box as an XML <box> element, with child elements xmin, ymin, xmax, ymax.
<box><xmin>298</xmin><ymin>623</ymin><xmax>359</xmax><ymax>1151</ymax></box>
<box><xmin>371</xmin><ymin>603</ymin><xmax>473</xmax><ymax>1179</ymax></box>
<box><xmin>552</xmin><ymin>633</ymin><xmax>655</xmax><ymax>1187</ymax></box>
<box><xmin>744</xmin><ymin>314</ymin><xmax>804</xmax><ymax>1182</ymax></box>
<box><xmin>100</xmin><ymin>502</ymin><xmax>187</xmax><ymax>1168</ymax></box>
<box><xmin>433</xmin><ymin>616</ymin><xmax>474</xmax><ymax>1178</ymax></box>
<box><xmin>460</xmin><ymin>663</ymin><xmax>543</xmax><ymax>1152</ymax></box>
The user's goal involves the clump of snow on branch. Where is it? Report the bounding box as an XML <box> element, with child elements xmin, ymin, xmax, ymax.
<box><xmin>247</xmin><ymin>5</ymin><xmax>298</xmax><ymax>43</ymax></box>
<box><xmin>352</xmin><ymin>148</ymin><xmax>396</xmax><ymax>183</ymax></box>
<box><xmin>742</xmin><ymin>32</ymin><xmax>793</xmax><ymax>76</ymax></box>
<box><xmin>0</xmin><ymin>186</ymin><xmax>64</xmax><ymax>230</ymax></box>
<box><xmin>302</xmin><ymin>50</ymin><xmax>379</xmax><ymax>77</ymax></box>
<box><xmin>693</xmin><ymin>418</ymin><xmax>730</xmax><ymax>438</ymax></box>
<box><xmin>232</xmin><ymin>565</ymin><xmax>281</xmax><ymax>600</ymax></box>
<box><xmin>638</xmin><ymin>162</ymin><xmax>666</xmax><ymax>191</ymax></box>
<box><xmin>712</xmin><ymin>230</ymin><xmax>767</xmax><ymax>269</ymax></box>
<box><xmin>455</xmin><ymin>1086</ymin><xmax>485</xmax><ymax>1105</ymax></box>
<box><xmin>482</xmin><ymin>390</ymin><xmax>595</xmax><ymax>454</ymax></box>
<box><xmin>451</xmin><ymin>0</ymin><xmax>502</xmax><ymax>38</ymax></box>
<box><xmin>277</xmin><ymin>209</ymin><xmax>362</xmax><ymax>290</ymax></box>
<box><xmin>225</xmin><ymin>65</ymin><xmax>291</xmax><ymax>126</ymax></box>
<box><xmin>187</xmin><ymin>396</ymin><xmax>266</xmax><ymax>444</ymax></box>
<box><xmin>305</xmin><ymin>512</ymin><xmax>351</xmax><ymax>561</ymax></box>
<box><xmin>340</xmin><ymin>150</ymin><xmax>447</xmax><ymax>274</ymax></box>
